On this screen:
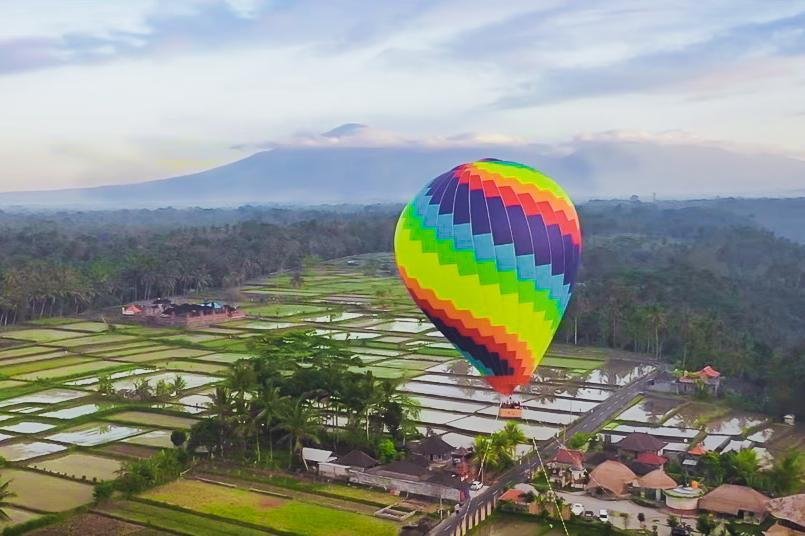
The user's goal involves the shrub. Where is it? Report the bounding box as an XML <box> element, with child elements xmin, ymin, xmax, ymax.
<box><xmin>93</xmin><ymin>480</ymin><xmax>114</xmax><ymax>502</ymax></box>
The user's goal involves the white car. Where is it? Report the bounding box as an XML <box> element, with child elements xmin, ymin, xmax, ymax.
<box><xmin>599</xmin><ymin>509</ymin><xmax>609</xmax><ymax>522</ymax></box>
<box><xmin>469</xmin><ymin>481</ymin><xmax>483</xmax><ymax>491</ymax></box>
<box><xmin>571</xmin><ymin>503</ymin><xmax>584</xmax><ymax>516</ymax></box>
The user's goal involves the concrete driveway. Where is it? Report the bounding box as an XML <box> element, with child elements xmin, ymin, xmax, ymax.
<box><xmin>558</xmin><ymin>491</ymin><xmax>677</xmax><ymax>536</ymax></box>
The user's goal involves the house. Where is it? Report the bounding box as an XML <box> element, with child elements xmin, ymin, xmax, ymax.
<box><xmin>499</xmin><ymin>488</ymin><xmax>571</xmax><ymax>519</ymax></box>
<box><xmin>349</xmin><ymin>459</ymin><xmax>467</xmax><ymax>502</ymax></box>
<box><xmin>585</xmin><ymin>460</ymin><xmax>637</xmax><ymax>499</ymax></box>
<box><xmin>546</xmin><ymin>448</ymin><xmax>586</xmax><ymax>489</ymax></box>
<box><xmin>615</xmin><ymin>432</ymin><xmax>667</xmax><ymax>460</ymax></box>
<box><xmin>699</xmin><ymin>484</ymin><xmax>769</xmax><ymax>523</ymax></box>
<box><xmin>411</xmin><ymin>434</ymin><xmax>455</xmax><ymax>463</ymax></box>
<box><xmin>121</xmin><ymin>304</ymin><xmax>143</xmax><ymax>316</ymax></box>
<box><xmin>301</xmin><ymin>447</ymin><xmax>336</xmax><ymax>472</ymax></box>
<box><xmin>318</xmin><ymin>449</ymin><xmax>378</xmax><ymax>480</ymax></box>
<box><xmin>765</xmin><ymin>494</ymin><xmax>805</xmax><ymax>535</ymax></box>
<box><xmin>677</xmin><ymin>365</ymin><xmax>721</xmax><ymax>395</ymax></box>
<box><xmin>634</xmin><ymin>469</ymin><xmax>677</xmax><ymax>502</ymax></box>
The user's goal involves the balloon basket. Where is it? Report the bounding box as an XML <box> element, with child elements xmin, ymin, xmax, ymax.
<box><xmin>499</xmin><ymin>401</ymin><xmax>523</xmax><ymax>419</ymax></box>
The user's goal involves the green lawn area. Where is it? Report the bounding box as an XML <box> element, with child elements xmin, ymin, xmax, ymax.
<box><xmin>0</xmin><ymin>345</ymin><xmax>54</xmax><ymax>359</ymax></box>
<box><xmin>101</xmin><ymin>500</ymin><xmax>269</xmax><ymax>536</ymax></box>
<box><xmin>141</xmin><ymin>479</ymin><xmax>398</xmax><ymax>536</ymax></box>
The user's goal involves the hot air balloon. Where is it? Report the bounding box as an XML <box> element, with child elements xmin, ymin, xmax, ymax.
<box><xmin>394</xmin><ymin>159</ymin><xmax>582</xmax><ymax>412</ymax></box>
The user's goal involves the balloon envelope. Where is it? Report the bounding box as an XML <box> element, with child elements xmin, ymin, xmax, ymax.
<box><xmin>394</xmin><ymin>159</ymin><xmax>582</xmax><ymax>395</ymax></box>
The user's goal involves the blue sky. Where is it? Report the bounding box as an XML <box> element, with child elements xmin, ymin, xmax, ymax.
<box><xmin>1</xmin><ymin>0</ymin><xmax>803</xmax><ymax>191</ymax></box>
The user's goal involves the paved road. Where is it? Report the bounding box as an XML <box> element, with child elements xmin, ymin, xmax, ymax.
<box><xmin>429</xmin><ymin>369</ymin><xmax>659</xmax><ymax>536</ymax></box>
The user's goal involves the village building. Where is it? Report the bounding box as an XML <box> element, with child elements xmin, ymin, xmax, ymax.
<box><xmin>318</xmin><ymin>449</ymin><xmax>378</xmax><ymax>480</ymax></box>
<box><xmin>348</xmin><ymin>459</ymin><xmax>468</xmax><ymax>502</ymax></box>
<box><xmin>615</xmin><ymin>432</ymin><xmax>667</xmax><ymax>460</ymax></box>
<box><xmin>677</xmin><ymin>365</ymin><xmax>722</xmax><ymax>396</ymax></box>
<box><xmin>301</xmin><ymin>447</ymin><xmax>336</xmax><ymax>472</ymax></box>
<box><xmin>664</xmin><ymin>485</ymin><xmax>705</xmax><ymax>514</ymax></box>
<box><xmin>411</xmin><ymin>434</ymin><xmax>455</xmax><ymax>463</ymax></box>
<box><xmin>699</xmin><ymin>484</ymin><xmax>769</xmax><ymax>523</ymax></box>
<box><xmin>765</xmin><ymin>494</ymin><xmax>805</xmax><ymax>535</ymax></box>
<box><xmin>634</xmin><ymin>468</ymin><xmax>677</xmax><ymax>502</ymax></box>
<box><xmin>585</xmin><ymin>460</ymin><xmax>637</xmax><ymax>499</ymax></box>
<box><xmin>546</xmin><ymin>448</ymin><xmax>586</xmax><ymax>489</ymax></box>
<box><xmin>121</xmin><ymin>298</ymin><xmax>245</xmax><ymax>327</ymax></box>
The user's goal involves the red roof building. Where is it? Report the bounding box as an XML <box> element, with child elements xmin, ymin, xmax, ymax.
<box><xmin>636</xmin><ymin>452</ymin><xmax>668</xmax><ymax>466</ymax></box>
<box><xmin>551</xmin><ymin>448</ymin><xmax>585</xmax><ymax>470</ymax></box>
<box><xmin>678</xmin><ymin>365</ymin><xmax>722</xmax><ymax>395</ymax></box>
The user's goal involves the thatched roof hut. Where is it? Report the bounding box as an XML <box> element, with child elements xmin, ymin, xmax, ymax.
<box><xmin>699</xmin><ymin>484</ymin><xmax>769</xmax><ymax>520</ymax></box>
<box><xmin>585</xmin><ymin>460</ymin><xmax>637</xmax><ymax>498</ymax></box>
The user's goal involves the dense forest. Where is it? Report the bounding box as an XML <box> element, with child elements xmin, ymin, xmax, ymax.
<box><xmin>0</xmin><ymin>200</ymin><xmax>803</xmax><ymax>415</ymax></box>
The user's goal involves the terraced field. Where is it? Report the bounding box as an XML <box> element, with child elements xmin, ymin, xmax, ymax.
<box><xmin>0</xmin><ymin>253</ymin><xmax>783</xmax><ymax>533</ymax></box>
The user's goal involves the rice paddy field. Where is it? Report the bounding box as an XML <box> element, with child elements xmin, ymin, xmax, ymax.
<box><xmin>0</xmin><ymin>252</ymin><xmax>790</xmax><ymax>533</ymax></box>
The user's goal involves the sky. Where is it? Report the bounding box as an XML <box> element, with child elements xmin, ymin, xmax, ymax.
<box><xmin>1</xmin><ymin>0</ymin><xmax>804</xmax><ymax>192</ymax></box>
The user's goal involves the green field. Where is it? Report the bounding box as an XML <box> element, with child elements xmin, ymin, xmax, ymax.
<box><xmin>100</xmin><ymin>500</ymin><xmax>270</xmax><ymax>536</ymax></box>
<box><xmin>142</xmin><ymin>479</ymin><xmax>398</xmax><ymax>536</ymax></box>
<box><xmin>30</xmin><ymin>452</ymin><xmax>123</xmax><ymax>481</ymax></box>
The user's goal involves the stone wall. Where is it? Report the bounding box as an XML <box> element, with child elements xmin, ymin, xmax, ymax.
<box><xmin>349</xmin><ymin>471</ymin><xmax>460</xmax><ymax>502</ymax></box>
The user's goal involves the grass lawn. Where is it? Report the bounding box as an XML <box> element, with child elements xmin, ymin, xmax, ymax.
<box><xmin>101</xmin><ymin>500</ymin><xmax>269</xmax><ymax>536</ymax></box>
<box><xmin>142</xmin><ymin>479</ymin><xmax>398</xmax><ymax>536</ymax></box>
<box><xmin>3</xmin><ymin>468</ymin><xmax>94</xmax><ymax>511</ymax></box>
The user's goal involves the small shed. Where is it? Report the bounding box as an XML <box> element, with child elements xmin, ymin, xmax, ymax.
<box><xmin>301</xmin><ymin>447</ymin><xmax>336</xmax><ymax>471</ymax></box>
<box><xmin>635</xmin><ymin>469</ymin><xmax>677</xmax><ymax>502</ymax></box>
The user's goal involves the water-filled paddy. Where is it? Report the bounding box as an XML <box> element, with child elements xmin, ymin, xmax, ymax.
<box><xmin>30</xmin><ymin>452</ymin><xmax>123</xmax><ymax>481</ymax></box>
<box><xmin>122</xmin><ymin>429</ymin><xmax>175</xmax><ymax>448</ymax></box>
<box><xmin>705</xmin><ymin>414</ymin><xmax>766</xmax><ymax>435</ymax></box>
<box><xmin>447</xmin><ymin>415</ymin><xmax>559</xmax><ymax>440</ymax></box>
<box><xmin>0</xmin><ymin>328</ymin><xmax>90</xmax><ymax>343</ymax></box>
<box><xmin>2</xmin><ymin>468</ymin><xmax>94</xmax><ymax>511</ymax></box>
<box><xmin>0</xmin><ymin>440</ymin><xmax>66</xmax><ymax>461</ymax></box>
<box><xmin>106</xmin><ymin>371</ymin><xmax>219</xmax><ymax>392</ymax></box>
<box><xmin>0</xmin><ymin>420</ymin><xmax>56</xmax><ymax>433</ymax></box>
<box><xmin>46</xmin><ymin>422</ymin><xmax>146</xmax><ymax>446</ymax></box>
<box><xmin>0</xmin><ymin>388</ymin><xmax>85</xmax><ymax>407</ymax></box>
<box><xmin>616</xmin><ymin>396</ymin><xmax>681</xmax><ymax>424</ymax></box>
<box><xmin>106</xmin><ymin>411</ymin><xmax>198</xmax><ymax>429</ymax></box>
<box><xmin>42</xmin><ymin>403</ymin><xmax>117</xmax><ymax>419</ymax></box>
<box><xmin>65</xmin><ymin>367</ymin><xmax>154</xmax><ymax>386</ymax></box>
<box><xmin>372</xmin><ymin>319</ymin><xmax>434</xmax><ymax>333</ymax></box>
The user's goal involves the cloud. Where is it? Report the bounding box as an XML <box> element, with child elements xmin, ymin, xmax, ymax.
<box><xmin>491</xmin><ymin>9</ymin><xmax>805</xmax><ymax>107</ymax></box>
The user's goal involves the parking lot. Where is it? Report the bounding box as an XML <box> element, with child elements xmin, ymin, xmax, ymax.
<box><xmin>558</xmin><ymin>491</ymin><xmax>678</xmax><ymax>535</ymax></box>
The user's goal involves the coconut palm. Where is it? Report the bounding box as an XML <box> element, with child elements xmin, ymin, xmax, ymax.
<box><xmin>500</xmin><ymin>422</ymin><xmax>527</xmax><ymax>459</ymax></box>
<box><xmin>273</xmin><ymin>398</ymin><xmax>321</xmax><ymax>470</ymax></box>
<box><xmin>227</xmin><ymin>361</ymin><xmax>256</xmax><ymax>413</ymax></box>
<box><xmin>170</xmin><ymin>375</ymin><xmax>187</xmax><ymax>396</ymax></box>
<box><xmin>0</xmin><ymin>479</ymin><xmax>16</xmax><ymax>521</ymax></box>
<box><xmin>253</xmin><ymin>385</ymin><xmax>285</xmax><ymax>464</ymax></box>
<box><xmin>207</xmin><ymin>386</ymin><xmax>234</xmax><ymax>456</ymax></box>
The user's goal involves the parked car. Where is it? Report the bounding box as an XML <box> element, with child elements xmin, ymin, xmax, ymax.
<box><xmin>570</xmin><ymin>503</ymin><xmax>584</xmax><ymax>516</ymax></box>
<box><xmin>469</xmin><ymin>481</ymin><xmax>483</xmax><ymax>491</ymax></box>
<box><xmin>584</xmin><ymin>510</ymin><xmax>595</xmax><ymax>518</ymax></box>
<box><xmin>599</xmin><ymin>509</ymin><xmax>609</xmax><ymax>522</ymax></box>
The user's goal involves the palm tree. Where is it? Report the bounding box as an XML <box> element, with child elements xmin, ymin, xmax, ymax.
<box><xmin>132</xmin><ymin>378</ymin><xmax>152</xmax><ymax>400</ymax></box>
<box><xmin>227</xmin><ymin>361</ymin><xmax>256</xmax><ymax>413</ymax></box>
<box><xmin>500</xmin><ymin>422</ymin><xmax>527</xmax><ymax>460</ymax></box>
<box><xmin>273</xmin><ymin>398</ymin><xmax>321</xmax><ymax>470</ymax></box>
<box><xmin>474</xmin><ymin>435</ymin><xmax>499</xmax><ymax>482</ymax></box>
<box><xmin>253</xmin><ymin>385</ymin><xmax>285</xmax><ymax>464</ymax></box>
<box><xmin>0</xmin><ymin>479</ymin><xmax>16</xmax><ymax>521</ymax></box>
<box><xmin>207</xmin><ymin>386</ymin><xmax>234</xmax><ymax>457</ymax></box>
<box><xmin>170</xmin><ymin>375</ymin><xmax>187</xmax><ymax>396</ymax></box>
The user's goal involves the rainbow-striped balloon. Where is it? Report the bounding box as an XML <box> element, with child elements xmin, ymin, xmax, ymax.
<box><xmin>394</xmin><ymin>159</ymin><xmax>582</xmax><ymax>395</ymax></box>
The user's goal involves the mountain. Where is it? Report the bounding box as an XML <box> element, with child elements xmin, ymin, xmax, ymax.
<box><xmin>1</xmin><ymin>134</ymin><xmax>804</xmax><ymax>209</ymax></box>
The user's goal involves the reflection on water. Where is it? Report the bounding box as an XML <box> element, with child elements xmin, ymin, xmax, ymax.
<box><xmin>613</xmin><ymin>424</ymin><xmax>698</xmax><ymax>439</ymax></box>
<box><xmin>0</xmin><ymin>389</ymin><xmax>85</xmax><ymax>408</ymax></box>
<box><xmin>476</xmin><ymin>405</ymin><xmax>575</xmax><ymax>425</ymax></box>
<box><xmin>0</xmin><ymin>440</ymin><xmax>66</xmax><ymax>461</ymax></box>
<box><xmin>446</xmin><ymin>415</ymin><xmax>558</xmax><ymax>441</ymax></box>
<box><xmin>65</xmin><ymin>368</ymin><xmax>153</xmax><ymax>386</ymax></box>
<box><xmin>412</xmin><ymin>396</ymin><xmax>488</xmax><ymax>414</ymax></box>
<box><xmin>402</xmin><ymin>382</ymin><xmax>501</xmax><ymax>403</ymax></box>
<box><xmin>705</xmin><ymin>414</ymin><xmax>766</xmax><ymax>436</ymax></box>
<box><xmin>372</xmin><ymin>319</ymin><xmax>434</xmax><ymax>333</ymax></box>
<box><xmin>617</xmin><ymin>396</ymin><xmax>682</xmax><ymax>424</ymax></box>
<box><xmin>0</xmin><ymin>421</ymin><xmax>55</xmax><ymax>434</ymax></box>
<box><xmin>579</xmin><ymin>360</ymin><xmax>656</xmax><ymax>386</ymax></box>
<box><xmin>46</xmin><ymin>422</ymin><xmax>145</xmax><ymax>446</ymax></box>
